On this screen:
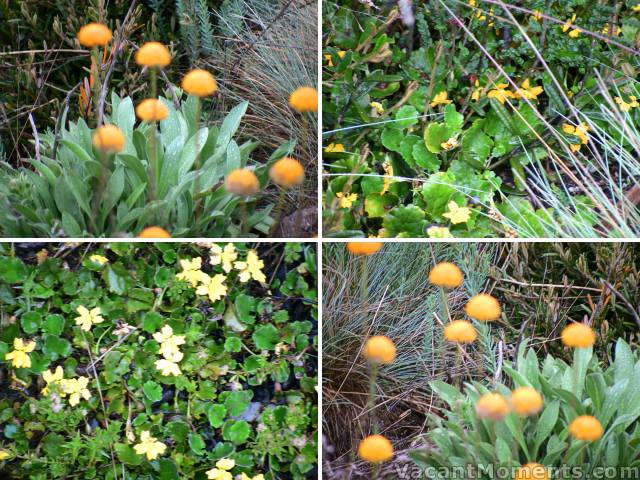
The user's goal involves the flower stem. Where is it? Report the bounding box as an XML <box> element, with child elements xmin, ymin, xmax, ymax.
<box><xmin>149</xmin><ymin>68</ymin><xmax>159</xmax><ymax>204</ymax></box>
<box><xmin>91</xmin><ymin>47</ymin><xmax>102</xmax><ymax>128</ymax></box>
<box><xmin>269</xmin><ymin>188</ymin><xmax>287</xmax><ymax>236</ymax></box>
<box><xmin>367</xmin><ymin>362</ymin><xmax>379</xmax><ymax>433</ymax></box>
<box><xmin>360</xmin><ymin>256</ymin><xmax>370</xmax><ymax>302</ymax></box>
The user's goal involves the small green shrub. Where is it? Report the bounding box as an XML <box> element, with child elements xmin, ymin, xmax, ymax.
<box><xmin>411</xmin><ymin>338</ymin><xmax>640</xmax><ymax>475</ymax></box>
<box><xmin>0</xmin><ymin>92</ymin><xmax>295</xmax><ymax>237</ymax></box>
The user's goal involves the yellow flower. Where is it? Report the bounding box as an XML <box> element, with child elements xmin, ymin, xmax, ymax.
<box><xmin>42</xmin><ymin>366</ymin><xmax>64</xmax><ymax>395</ymax></box>
<box><xmin>347</xmin><ymin>242</ymin><xmax>383</xmax><ymax>255</ymax></box>
<box><xmin>562</xmin><ymin>123</ymin><xmax>590</xmax><ymax>152</ymax></box>
<box><xmin>358</xmin><ymin>435</ymin><xmax>394</xmax><ymax>463</ymax></box>
<box><xmin>136</xmin><ymin>99</ymin><xmax>169</xmax><ymax>122</ymax></box>
<box><xmin>429</xmin><ymin>262</ymin><xmax>464</xmax><ymax>288</ymax></box>
<box><xmin>363</xmin><ymin>335</ymin><xmax>397</xmax><ymax>364</ymax></box>
<box><xmin>442</xmin><ymin>201</ymin><xmax>471</xmax><ymax>224</ymax></box>
<box><xmin>74</xmin><ymin>306</ymin><xmax>104</xmax><ymax>331</ymax></box>
<box><xmin>196</xmin><ymin>274</ymin><xmax>228</xmax><ymax>302</ymax></box>
<box><xmin>325</xmin><ymin>143</ymin><xmax>345</xmax><ymax>153</ymax></box>
<box><xmin>381</xmin><ymin>162</ymin><xmax>393</xmax><ymax>194</ymax></box>
<box><xmin>476</xmin><ymin>392</ymin><xmax>510</xmax><ymax>420</ymax></box>
<box><xmin>561</xmin><ymin>323</ymin><xmax>596</xmax><ymax>348</ymax></box>
<box><xmin>511</xmin><ymin>387</ymin><xmax>544</xmax><ymax>416</ymax></box>
<box><xmin>602</xmin><ymin>23</ymin><xmax>621</xmax><ymax>36</ymax></box>
<box><xmin>471</xmin><ymin>80</ymin><xmax>484</xmax><ymax>102</ymax></box>
<box><xmin>325</xmin><ymin>50</ymin><xmax>346</xmax><ymax>67</ymax></box>
<box><xmin>569</xmin><ymin>415</ymin><xmax>604</xmax><ymax>441</ymax></box>
<box><xmin>289</xmin><ymin>86</ymin><xmax>318</xmax><ymax>112</ymax></box>
<box><xmin>532</xmin><ymin>10</ymin><xmax>543</xmax><ymax>21</ymax></box>
<box><xmin>153</xmin><ymin>325</ymin><xmax>186</xmax><ymax>359</ymax></box>
<box><xmin>210</xmin><ymin>243</ymin><xmax>237</xmax><ymax>273</ymax></box>
<box><xmin>336</xmin><ymin>192</ymin><xmax>358</xmax><ymax>208</ymax></box>
<box><xmin>77</xmin><ymin>23</ymin><xmax>112</xmax><ymax>48</ymax></box>
<box><xmin>514</xmin><ymin>79</ymin><xmax>544</xmax><ymax>101</ymax></box>
<box><xmin>444</xmin><ymin>320</ymin><xmax>477</xmax><ymax>344</ymax></box>
<box><xmin>215</xmin><ymin>458</ymin><xmax>235</xmax><ymax>470</ymax></box>
<box><xmin>633</xmin><ymin>4</ymin><xmax>640</xmax><ymax>12</ymax></box>
<box><xmin>89</xmin><ymin>254</ymin><xmax>109</xmax><ymax>265</ymax></box>
<box><xmin>182</xmin><ymin>69</ymin><xmax>218</xmax><ymax>97</ymax></box>
<box><xmin>225</xmin><ymin>169</ymin><xmax>260</xmax><ymax>196</ymax></box>
<box><xmin>465</xmin><ymin>294</ymin><xmax>502</xmax><ymax>321</ymax></box>
<box><xmin>431</xmin><ymin>91</ymin><xmax>452</xmax><ymax>108</ymax></box>
<box><xmin>440</xmin><ymin>137</ymin><xmax>460</xmax><ymax>151</ymax></box>
<box><xmin>269</xmin><ymin>157</ymin><xmax>305</xmax><ymax>187</ymax></box>
<box><xmin>562</xmin><ymin>15</ymin><xmax>580</xmax><ymax>37</ymax></box>
<box><xmin>487</xmin><ymin>83</ymin><xmax>515</xmax><ymax>105</ymax></box>
<box><xmin>155</xmin><ymin>355</ymin><xmax>183</xmax><ymax>376</ymax></box>
<box><xmin>138</xmin><ymin>226</ymin><xmax>171</xmax><ymax>238</ymax></box>
<box><xmin>427</xmin><ymin>226</ymin><xmax>452</xmax><ymax>238</ymax></box>
<box><xmin>176</xmin><ymin>257</ymin><xmax>208</xmax><ymax>287</ymax></box>
<box><xmin>234</xmin><ymin>250</ymin><xmax>266</xmax><ymax>283</ymax></box>
<box><xmin>61</xmin><ymin>376</ymin><xmax>92</xmax><ymax>406</ymax></box>
<box><xmin>515</xmin><ymin>463</ymin><xmax>549</xmax><ymax>480</ymax></box>
<box><xmin>206</xmin><ymin>469</ymin><xmax>232</xmax><ymax>480</ymax></box>
<box><xmin>93</xmin><ymin>125</ymin><xmax>126</xmax><ymax>153</ymax></box>
<box><xmin>6</xmin><ymin>338</ymin><xmax>36</xmax><ymax>368</ymax></box>
<box><xmin>370</xmin><ymin>101</ymin><xmax>385</xmax><ymax>114</ymax></box>
<box><xmin>133</xmin><ymin>431</ymin><xmax>167</xmax><ymax>460</ymax></box>
<box><xmin>135</xmin><ymin>42</ymin><xmax>171</xmax><ymax>68</ymax></box>
<box><xmin>615</xmin><ymin>96</ymin><xmax>639</xmax><ymax>112</ymax></box>
<box><xmin>0</xmin><ymin>449</ymin><xmax>11</xmax><ymax>461</ymax></box>
<box><xmin>469</xmin><ymin>0</ymin><xmax>477</xmax><ymax>6</ymax></box>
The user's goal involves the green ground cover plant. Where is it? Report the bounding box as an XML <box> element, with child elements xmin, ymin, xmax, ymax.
<box><xmin>0</xmin><ymin>242</ymin><xmax>318</xmax><ymax>479</ymax></box>
<box><xmin>322</xmin><ymin>1</ymin><xmax>640</xmax><ymax>238</ymax></box>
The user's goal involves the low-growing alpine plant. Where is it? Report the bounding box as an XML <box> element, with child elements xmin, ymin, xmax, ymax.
<box><xmin>0</xmin><ymin>242</ymin><xmax>318</xmax><ymax>479</ymax></box>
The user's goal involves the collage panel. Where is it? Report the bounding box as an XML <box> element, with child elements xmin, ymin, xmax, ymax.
<box><xmin>0</xmin><ymin>1</ymin><xmax>318</xmax><ymax>238</ymax></box>
<box><xmin>0</xmin><ymin>241</ymin><xmax>318</xmax><ymax>478</ymax></box>
<box><xmin>322</xmin><ymin>241</ymin><xmax>640</xmax><ymax>479</ymax></box>
<box><xmin>322</xmin><ymin>1</ymin><xmax>640</xmax><ymax>238</ymax></box>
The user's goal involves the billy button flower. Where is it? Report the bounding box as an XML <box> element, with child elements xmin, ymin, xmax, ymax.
<box><xmin>428</xmin><ymin>262</ymin><xmax>464</xmax><ymax>289</ymax></box>
<box><xmin>92</xmin><ymin>124</ymin><xmax>125</xmax><ymax>153</ymax></box>
<box><xmin>476</xmin><ymin>392</ymin><xmax>511</xmax><ymax>421</ymax></box>
<box><xmin>364</xmin><ymin>335</ymin><xmax>397</xmax><ymax>364</ymax></box>
<box><xmin>347</xmin><ymin>242</ymin><xmax>383</xmax><ymax>255</ymax></box>
<box><xmin>135</xmin><ymin>42</ymin><xmax>171</xmax><ymax>68</ymax></box>
<box><xmin>289</xmin><ymin>86</ymin><xmax>318</xmax><ymax>113</ymax></box>
<box><xmin>465</xmin><ymin>293</ymin><xmax>502</xmax><ymax>322</ymax></box>
<box><xmin>511</xmin><ymin>387</ymin><xmax>544</xmax><ymax>416</ymax></box>
<box><xmin>77</xmin><ymin>23</ymin><xmax>112</xmax><ymax>48</ymax></box>
<box><xmin>515</xmin><ymin>464</ymin><xmax>549</xmax><ymax>480</ymax></box>
<box><xmin>358</xmin><ymin>435</ymin><xmax>394</xmax><ymax>463</ymax></box>
<box><xmin>182</xmin><ymin>69</ymin><xmax>218</xmax><ymax>97</ymax></box>
<box><xmin>136</xmin><ymin>98</ymin><xmax>169</xmax><ymax>122</ymax></box>
<box><xmin>225</xmin><ymin>169</ymin><xmax>260</xmax><ymax>197</ymax></box>
<box><xmin>569</xmin><ymin>415</ymin><xmax>604</xmax><ymax>441</ymax></box>
<box><xmin>138</xmin><ymin>226</ymin><xmax>171</xmax><ymax>238</ymax></box>
<box><xmin>444</xmin><ymin>320</ymin><xmax>477</xmax><ymax>344</ymax></box>
<box><xmin>561</xmin><ymin>322</ymin><xmax>596</xmax><ymax>348</ymax></box>
<box><xmin>268</xmin><ymin>157</ymin><xmax>305</xmax><ymax>235</ymax></box>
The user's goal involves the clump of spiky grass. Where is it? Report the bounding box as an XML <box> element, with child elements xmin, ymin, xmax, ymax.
<box><xmin>205</xmin><ymin>0</ymin><xmax>318</xmax><ymax>216</ymax></box>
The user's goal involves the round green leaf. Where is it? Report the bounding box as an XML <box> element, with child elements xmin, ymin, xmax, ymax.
<box><xmin>20</xmin><ymin>311</ymin><xmax>41</xmax><ymax>334</ymax></box>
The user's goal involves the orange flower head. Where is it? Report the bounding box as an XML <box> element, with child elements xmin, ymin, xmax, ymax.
<box><xmin>225</xmin><ymin>169</ymin><xmax>260</xmax><ymax>196</ymax></box>
<box><xmin>561</xmin><ymin>323</ymin><xmax>596</xmax><ymax>348</ymax></box>
<box><xmin>363</xmin><ymin>335</ymin><xmax>396</xmax><ymax>364</ymax></box>
<box><xmin>93</xmin><ymin>125</ymin><xmax>125</xmax><ymax>153</ymax></box>
<box><xmin>182</xmin><ymin>69</ymin><xmax>218</xmax><ymax>97</ymax></box>
<box><xmin>136</xmin><ymin>99</ymin><xmax>169</xmax><ymax>122</ymax></box>
<box><xmin>511</xmin><ymin>387</ymin><xmax>544</xmax><ymax>416</ymax></box>
<box><xmin>569</xmin><ymin>415</ymin><xmax>603</xmax><ymax>441</ymax></box>
<box><xmin>346</xmin><ymin>242</ymin><xmax>383</xmax><ymax>255</ymax></box>
<box><xmin>476</xmin><ymin>393</ymin><xmax>510</xmax><ymax>421</ymax></box>
<box><xmin>444</xmin><ymin>320</ymin><xmax>477</xmax><ymax>344</ymax></box>
<box><xmin>358</xmin><ymin>435</ymin><xmax>394</xmax><ymax>463</ymax></box>
<box><xmin>138</xmin><ymin>227</ymin><xmax>171</xmax><ymax>238</ymax></box>
<box><xmin>515</xmin><ymin>463</ymin><xmax>549</xmax><ymax>480</ymax></box>
<box><xmin>465</xmin><ymin>294</ymin><xmax>502</xmax><ymax>322</ymax></box>
<box><xmin>135</xmin><ymin>42</ymin><xmax>171</xmax><ymax>68</ymax></box>
<box><xmin>428</xmin><ymin>262</ymin><xmax>464</xmax><ymax>288</ymax></box>
<box><xmin>289</xmin><ymin>86</ymin><xmax>318</xmax><ymax>112</ymax></box>
<box><xmin>269</xmin><ymin>157</ymin><xmax>305</xmax><ymax>187</ymax></box>
<box><xmin>77</xmin><ymin>23</ymin><xmax>112</xmax><ymax>48</ymax></box>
